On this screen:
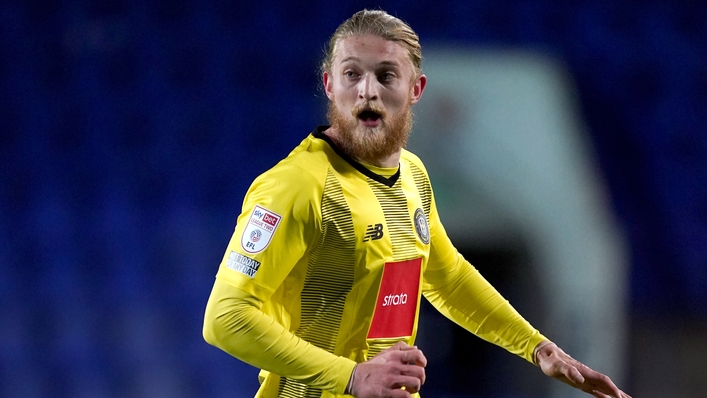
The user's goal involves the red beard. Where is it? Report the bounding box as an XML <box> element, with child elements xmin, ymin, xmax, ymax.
<box><xmin>326</xmin><ymin>100</ymin><xmax>413</xmax><ymax>165</ymax></box>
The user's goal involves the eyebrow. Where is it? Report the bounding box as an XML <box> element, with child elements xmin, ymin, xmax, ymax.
<box><xmin>339</xmin><ymin>56</ymin><xmax>400</xmax><ymax>67</ymax></box>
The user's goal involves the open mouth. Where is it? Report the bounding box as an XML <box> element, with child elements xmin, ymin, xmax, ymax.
<box><xmin>358</xmin><ymin>109</ymin><xmax>382</xmax><ymax>124</ymax></box>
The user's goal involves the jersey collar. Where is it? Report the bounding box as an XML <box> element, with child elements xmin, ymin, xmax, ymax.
<box><xmin>312</xmin><ymin>125</ymin><xmax>400</xmax><ymax>188</ymax></box>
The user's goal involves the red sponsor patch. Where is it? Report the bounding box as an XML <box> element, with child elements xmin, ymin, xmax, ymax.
<box><xmin>367</xmin><ymin>258</ymin><xmax>422</xmax><ymax>339</ymax></box>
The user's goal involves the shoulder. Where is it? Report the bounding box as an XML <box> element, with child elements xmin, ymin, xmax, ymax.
<box><xmin>246</xmin><ymin>133</ymin><xmax>332</xmax><ymax>205</ymax></box>
<box><xmin>400</xmin><ymin>148</ymin><xmax>431</xmax><ymax>177</ymax></box>
<box><xmin>266</xmin><ymin>134</ymin><xmax>331</xmax><ymax>181</ymax></box>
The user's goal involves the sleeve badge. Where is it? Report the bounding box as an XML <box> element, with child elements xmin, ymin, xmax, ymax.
<box><xmin>241</xmin><ymin>205</ymin><xmax>282</xmax><ymax>253</ymax></box>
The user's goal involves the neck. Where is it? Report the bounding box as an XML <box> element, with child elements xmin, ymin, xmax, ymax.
<box><xmin>368</xmin><ymin>150</ymin><xmax>402</xmax><ymax>168</ymax></box>
<box><xmin>323</xmin><ymin>127</ymin><xmax>401</xmax><ymax>168</ymax></box>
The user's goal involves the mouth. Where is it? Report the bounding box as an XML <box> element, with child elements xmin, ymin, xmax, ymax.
<box><xmin>357</xmin><ymin>109</ymin><xmax>382</xmax><ymax>128</ymax></box>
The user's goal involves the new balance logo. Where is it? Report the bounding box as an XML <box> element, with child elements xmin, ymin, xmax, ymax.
<box><xmin>363</xmin><ymin>223</ymin><xmax>384</xmax><ymax>242</ymax></box>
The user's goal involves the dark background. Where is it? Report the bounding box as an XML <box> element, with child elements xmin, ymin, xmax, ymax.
<box><xmin>1</xmin><ymin>1</ymin><xmax>706</xmax><ymax>397</ymax></box>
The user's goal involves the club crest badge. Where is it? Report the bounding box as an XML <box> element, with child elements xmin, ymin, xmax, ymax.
<box><xmin>241</xmin><ymin>205</ymin><xmax>282</xmax><ymax>253</ymax></box>
<box><xmin>413</xmin><ymin>208</ymin><xmax>429</xmax><ymax>245</ymax></box>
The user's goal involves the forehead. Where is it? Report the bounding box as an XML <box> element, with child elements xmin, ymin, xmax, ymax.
<box><xmin>333</xmin><ymin>35</ymin><xmax>410</xmax><ymax>67</ymax></box>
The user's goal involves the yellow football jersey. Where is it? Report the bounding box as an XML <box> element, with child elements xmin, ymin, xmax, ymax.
<box><xmin>204</xmin><ymin>126</ymin><xmax>547</xmax><ymax>398</ymax></box>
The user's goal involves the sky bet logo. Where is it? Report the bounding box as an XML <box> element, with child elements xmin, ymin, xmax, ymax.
<box><xmin>382</xmin><ymin>292</ymin><xmax>408</xmax><ymax>307</ymax></box>
<box><xmin>363</xmin><ymin>223</ymin><xmax>384</xmax><ymax>242</ymax></box>
<box><xmin>255</xmin><ymin>210</ymin><xmax>278</xmax><ymax>227</ymax></box>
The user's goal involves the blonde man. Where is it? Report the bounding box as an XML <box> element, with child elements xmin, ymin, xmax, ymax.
<box><xmin>204</xmin><ymin>9</ymin><xmax>630</xmax><ymax>398</ymax></box>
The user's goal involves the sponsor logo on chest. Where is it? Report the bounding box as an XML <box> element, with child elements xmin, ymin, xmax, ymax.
<box><xmin>382</xmin><ymin>292</ymin><xmax>408</xmax><ymax>306</ymax></box>
<box><xmin>367</xmin><ymin>258</ymin><xmax>422</xmax><ymax>339</ymax></box>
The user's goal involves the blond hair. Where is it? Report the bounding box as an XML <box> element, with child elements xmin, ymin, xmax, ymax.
<box><xmin>321</xmin><ymin>9</ymin><xmax>422</xmax><ymax>78</ymax></box>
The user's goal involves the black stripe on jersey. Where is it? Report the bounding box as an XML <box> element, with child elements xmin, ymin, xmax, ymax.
<box><xmin>312</xmin><ymin>126</ymin><xmax>400</xmax><ymax>188</ymax></box>
<box><xmin>409</xmin><ymin>162</ymin><xmax>432</xmax><ymax>217</ymax></box>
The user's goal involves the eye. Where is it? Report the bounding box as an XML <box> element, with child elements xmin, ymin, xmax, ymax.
<box><xmin>344</xmin><ymin>70</ymin><xmax>359</xmax><ymax>79</ymax></box>
<box><xmin>378</xmin><ymin>72</ymin><xmax>396</xmax><ymax>83</ymax></box>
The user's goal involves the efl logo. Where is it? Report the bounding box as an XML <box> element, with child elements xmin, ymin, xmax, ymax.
<box><xmin>367</xmin><ymin>258</ymin><xmax>422</xmax><ymax>339</ymax></box>
<box><xmin>240</xmin><ymin>205</ymin><xmax>282</xmax><ymax>254</ymax></box>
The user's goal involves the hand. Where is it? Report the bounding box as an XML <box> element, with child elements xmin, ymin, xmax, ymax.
<box><xmin>535</xmin><ymin>341</ymin><xmax>632</xmax><ymax>398</ymax></box>
<box><xmin>349</xmin><ymin>341</ymin><xmax>427</xmax><ymax>398</ymax></box>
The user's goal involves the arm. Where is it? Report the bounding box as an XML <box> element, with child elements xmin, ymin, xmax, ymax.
<box><xmin>423</xmin><ymin>213</ymin><xmax>630</xmax><ymax>397</ymax></box>
<box><xmin>202</xmin><ymin>163</ymin><xmax>359</xmax><ymax>391</ymax></box>
<box><xmin>204</xmin><ymin>276</ymin><xmax>429</xmax><ymax>398</ymax></box>
<box><xmin>423</xmin><ymin>251</ymin><xmax>631</xmax><ymax>398</ymax></box>
<box><xmin>203</xmin><ymin>278</ymin><xmax>356</xmax><ymax>393</ymax></box>
<box><xmin>422</xmin><ymin>255</ymin><xmax>547</xmax><ymax>363</ymax></box>
<box><xmin>417</xmin><ymin>178</ymin><xmax>545</xmax><ymax>362</ymax></box>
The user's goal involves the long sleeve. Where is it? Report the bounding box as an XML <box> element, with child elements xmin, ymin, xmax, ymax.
<box><xmin>421</xmin><ymin>183</ymin><xmax>547</xmax><ymax>363</ymax></box>
<box><xmin>422</xmin><ymin>255</ymin><xmax>547</xmax><ymax>364</ymax></box>
<box><xmin>203</xmin><ymin>278</ymin><xmax>357</xmax><ymax>394</ymax></box>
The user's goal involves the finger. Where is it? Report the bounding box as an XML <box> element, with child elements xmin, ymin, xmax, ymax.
<box><xmin>388</xmin><ymin>341</ymin><xmax>411</xmax><ymax>350</ymax></box>
<box><xmin>378</xmin><ymin>341</ymin><xmax>414</xmax><ymax>355</ymax></box>
<box><xmin>390</xmin><ymin>374</ymin><xmax>423</xmax><ymax>393</ymax></box>
<box><xmin>590</xmin><ymin>388</ymin><xmax>627</xmax><ymax>398</ymax></box>
<box><xmin>606</xmin><ymin>389</ymin><xmax>629</xmax><ymax>398</ymax></box>
<box><xmin>387</xmin><ymin>388</ymin><xmax>413</xmax><ymax>398</ymax></box>
<box><xmin>397</xmin><ymin>363</ymin><xmax>426</xmax><ymax>385</ymax></box>
<box><xmin>584</xmin><ymin>371</ymin><xmax>623</xmax><ymax>398</ymax></box>
<box><xmin>557</xmin><ymin>362</ymin><xmax>585</xmax><ymax>385</ymax></box>
<box><xmin>399</xmin><ymin>348</ymin><xmax>427</xmax><ymax>367</ymax></box>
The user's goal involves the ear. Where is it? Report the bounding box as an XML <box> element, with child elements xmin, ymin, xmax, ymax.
<box><xmin>410</xmin><ymin>74</ymin><xmax>427</xmax><ymax>104</ymax></box>
<box><xmin>323</xmin><ymin>71</ymin><xmax>334</xmax><ymax>100</ymax></box>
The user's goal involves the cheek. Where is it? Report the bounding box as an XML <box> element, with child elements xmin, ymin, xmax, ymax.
<box><xmin>330</xmin><ymin>84</ymin><xmax>353</xmax><ymax>103</ymax></box>
<box><xmin>386</xmin><ymin>84</ymin><xmax>415</xmax><ymax>107</ymax></box>
<box><xmin>386</xmin><ymin>93</ymin><xmax>410</xmax><ymax>110</ymax></box>
<box><xmin>331</xmin><ymin>96</ymin><xmax>354</xmax><ymax>118</ymax></box>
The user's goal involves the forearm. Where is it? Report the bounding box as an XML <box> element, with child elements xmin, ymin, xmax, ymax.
<box><xmin>423</xmin><ymin>260</ymin><xmax>547</xmax><ymax>363</ymax></box>
<box><xmin>203</xmin><ymin>278</ymin><xmax>356</xmax><ymax>394</ymax></box>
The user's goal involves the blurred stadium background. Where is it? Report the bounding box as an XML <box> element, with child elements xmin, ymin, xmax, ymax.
<box><xmin>1</xmin><ymin>1</ymin><xmax>706</xmax><ymax>397</ymax></box>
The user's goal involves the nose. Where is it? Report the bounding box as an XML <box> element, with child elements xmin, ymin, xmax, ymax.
<box><xmin>358</xmin><ymin>73</ymin><xmax>379</xmax><ymax>101</ymax></box>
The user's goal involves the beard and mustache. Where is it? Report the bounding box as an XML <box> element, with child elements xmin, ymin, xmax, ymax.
<box><xmin>326</xmin><ymin>99</ymin><xmax>413</xmax><ymax>165</ymax></box>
